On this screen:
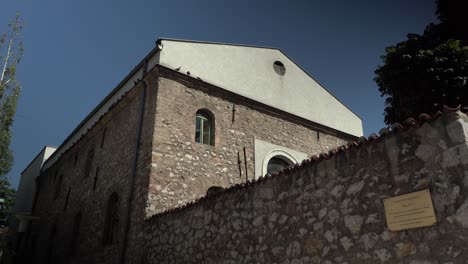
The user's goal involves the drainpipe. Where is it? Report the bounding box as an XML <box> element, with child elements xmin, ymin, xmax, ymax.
<box><xmin>119</xmin><ymin>61</ymin><xmax>148</xmax><ymax>264</ymax></box>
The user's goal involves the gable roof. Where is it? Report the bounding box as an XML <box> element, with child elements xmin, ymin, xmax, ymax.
<box><xmin>42</xmin><ymin>38</ymin><xmax>363</xmax><ymax>170</ymax></box>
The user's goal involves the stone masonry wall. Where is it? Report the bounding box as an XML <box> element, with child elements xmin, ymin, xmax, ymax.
<box><xmin>144</xmin><ymin>109</ymin><xmax>468</xmax><ymax>263</ymax></box>
<box><xmin>147</xmin><ymin>68</ymin><xmax>351</xmax><ymax>216</ymax></box>
<box><xmin>27</xmin><ymin>67</ymin><xmax>159</xmax><ymax>264</ymax></box>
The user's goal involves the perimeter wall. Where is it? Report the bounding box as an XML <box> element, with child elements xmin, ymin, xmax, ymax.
<box><xmin>144</xmin><ymin>108</ymin><xmax>468</xmax><ymax>264</ymax></box>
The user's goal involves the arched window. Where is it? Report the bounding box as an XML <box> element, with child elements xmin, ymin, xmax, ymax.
<box><xmin>195</xmin><ymin>110</ymin><xmax>214</xmax><ymax>145</ymax></box>
<box><xmin>103</xmin><ymin>192</ymin><xmax>119</xmax><ymax>245</ymax></box>
<box><xmin>46</xmin><ymin>224</ymin><xmax>57</xmax><ymax>263</ymax></box>
<box><xmin>267</xmin><ymin>157</ymin><xmax>291</xmax><ymax>175</ymax></box>
<box><xmin>70</xmin><ymin>212</ymin><xmax>82</xmax><ymax>256</ymax></box>
<box><xmin>261</xmin><ymin>150</ymin><xmax>298</xmax><ymax>177</ymax></box>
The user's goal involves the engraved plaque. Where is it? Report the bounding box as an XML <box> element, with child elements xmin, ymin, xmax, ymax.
<box><xmin>383</xmin><ymin>189</ymin><xmax>437</xmax><ymax>231</ymax></box>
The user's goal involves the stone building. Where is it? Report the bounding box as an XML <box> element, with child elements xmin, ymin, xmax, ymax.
<box><xmin>14</xmin><ymin>39</ymin><xmax>362</xmax><ymax>263</ymax></box>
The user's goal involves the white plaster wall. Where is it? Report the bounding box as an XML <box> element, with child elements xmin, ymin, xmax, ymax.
<box><xmin>254</xmin><ymin>139</ymin><xmax>308</xmax><ymax>179</ymax></box>
<box><xmin>158</xmin><ymin>39</ymin><xmax>363</xmax><ymax>137</ymax></box>
<box><xmin>14</xmin><ymin>146</ymin><xmax>56</xmax><ymax>214</ymax></box>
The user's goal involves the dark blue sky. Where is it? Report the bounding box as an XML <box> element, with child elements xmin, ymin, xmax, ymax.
<box><xmin>1</xmin><ymin>0</ymin><xmax>437</xmax><ymax>188</ymax></box>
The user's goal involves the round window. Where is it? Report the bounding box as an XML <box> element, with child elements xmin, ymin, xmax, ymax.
<box><xmin>273</xmin><ymin>61</ymin><xmax>286</xmax><ymax>76</ymax></box>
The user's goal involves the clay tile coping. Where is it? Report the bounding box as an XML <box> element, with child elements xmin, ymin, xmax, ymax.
<box><xmin>147</xmin><ymin>104</ymin><xmax>466</xmax><ymax>221</ymax></box>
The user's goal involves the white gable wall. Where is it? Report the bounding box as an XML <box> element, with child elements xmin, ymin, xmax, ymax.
<box><xmin>158</xmin><ymin>40</ymin><xmax>363</xmax><ymax>137</ymax></box>
<box><xmin>41</xmin><ymin>39</ymin><xmax>363</xmax><ymax>172</ymax></box>
<box><xmin>15</xmin><ymin>146</ymin><xmax>56</xmax><ymax>215</ymax></box>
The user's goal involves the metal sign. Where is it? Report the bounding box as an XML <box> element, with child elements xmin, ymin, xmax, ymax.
<box><xmin>383</xmin><ymin>189</ymin><xmax>437</xmax><ymax>231</ymax></box>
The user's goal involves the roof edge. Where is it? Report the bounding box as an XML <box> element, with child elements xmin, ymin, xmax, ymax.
<box><xmin>20</xmin><ymin>146</ymin><xmax>57</xmax><ymax>175</ymax></box>
<box><xmin>158</xmin><ymin>38</ymin><xmax>281</xmax><ymax>51</ymax></box>
<box><xmin>42</xmin><ymin>45</ymin><xmax>161</xmax><ymax>170</ymax></box>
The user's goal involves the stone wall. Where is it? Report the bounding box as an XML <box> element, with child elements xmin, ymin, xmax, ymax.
<box><xmin>147</xmin><ymin>67</ymin><xmax>351</xmax><ymax>216</ymax></box>
<box><xmin>21</xmin><ymin>65</ymin><xmax>354</xmax><ymax>264</ymax></box>
<box><xmin>144</xmin><ymin>108</ymin><xmax>468</xmax><ymax>263</ymax></box>
<box><xmin>25</xmin><ymin>68</ymin><xmax>159</xmax><ymax>264</ymax></box>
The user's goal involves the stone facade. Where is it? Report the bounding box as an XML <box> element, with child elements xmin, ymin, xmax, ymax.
<box><xmin>144</xmin><ymin>109</ymin><xmax>468</xmax><ymax>263</ymax></box>
<box><xmin>22</xmin><ymin>65</ymin><xmax>352</xmax><ymax>264</ymax></box>
<box><xmin>147</xmin><ymin>67</ymin><xmax>351</xmax><ymax>216</ymax></box>
<box><xmin>25</xmin><ymin>71</ymin><xmax>158</xmax><ymax>263</ymax></box>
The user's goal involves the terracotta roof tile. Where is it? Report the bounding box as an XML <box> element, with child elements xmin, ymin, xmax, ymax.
<box><xmin>418</xmin><ymin>113</ymin><xmax>432</xmax><ymax>122</ymax></box>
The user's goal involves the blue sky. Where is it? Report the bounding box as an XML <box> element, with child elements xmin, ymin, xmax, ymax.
<box><xmin>1</xmin><ymin>0</ymin><xmax>437</xmax><ymax>188</ymax></box>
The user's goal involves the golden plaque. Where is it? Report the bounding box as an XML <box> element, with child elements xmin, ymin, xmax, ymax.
<box><xmin>383</xmin><ymin>189</ymin><xmax>437</xmax><ymax>231</ymax></box>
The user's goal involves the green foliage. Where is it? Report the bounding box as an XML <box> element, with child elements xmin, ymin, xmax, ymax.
<box><xmin>0</xmin><ymin>13</ymin><xmax>22</xmax><ymax>214</ymax></box>
<box><xmin>0</xmin><ymin>13</ymin><xmax>22</xmax><ymax>178</ymax></box>
<box><xmin>375</xmin><ymin>2</ymin><xmax>468</xmax><ymax>125</ymax></box>
<box><xmin>0</xmin><ymin>179</ymin><xmax>15</xmax><ymax>214</ymax></box>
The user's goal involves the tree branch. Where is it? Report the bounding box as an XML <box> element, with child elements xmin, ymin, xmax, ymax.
<box><xmin>0</xmin><ymin>37</ymin><xmax>13</xmax><ymax>85</ymax></box>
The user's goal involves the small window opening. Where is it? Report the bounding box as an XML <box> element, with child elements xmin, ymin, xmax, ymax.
<box><xmin>101</xmin><ymin>128</ymin><xmax>107</xmax><ymax>148</ymax></box>
<box><xmin>267</xmin><ymin>156</ymin><xmax>290</xmax><ymax>175</ymax></box>
<box><xmin>53</xmin><ymin>174</ymin><xmax>64</xmax><ymax>200</ymax></box>
<box><xmin>273</xmin><ymin>61</ymin><xmax>286</xmax><ymax>76</ymax></box>
<box><xmin>103</xmin><ymin>192</ymin><xmax>120</xmax><ymax>245</ymax></box>
<box><xmin>64</xmin><ymin>187</ymin><xmax>71</xmax><ymax>211</ymax></box>
<box><xmin>74</xmin><ymin>153</ymin><xmax>78</xmax><ymax>167</ymax></box>
<box><xmin>70</xmin><ymin>212</ymin><xmax>82</xmax><ymax>256</ymax></box>
<box><xmin>195</xmin><ymin>110</ymin><xmax>214</xmax><ymax>145</ymax></box>
<box><xmin>231</xmin><ymin>104</ymin><xmax>236</xmax><ymax>123</ymax></box>
<box><xmin>93</xmin><ymin>167</ymin><xmax>99</xmax><ymax>191</ymax></box>
<box><xmin>84</xmin><ymin>149</ymin><xmax>94</xmax><ymax>178</ymax></box>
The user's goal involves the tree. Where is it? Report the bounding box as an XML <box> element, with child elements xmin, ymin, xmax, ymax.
<box><xmin>0</xmin><ymin>13</ymin><xmax>22</xmax><ymax>176</ymax></box>
<box><xmin>0</xmin><ymin>179</ymin><xmax>15</xmax><ymax>216</ymax></box>
<box><xmin>375</xmin><ymin>0</ymin><xmax>468</xmax><ymax>125</ymax></box>
<box><xmin>436</xmin><ymin>0</ymin><xmax>467</xmax><ymax>43</ymax></box>
<box><xmin>0</xmin><ymin>13</ymin><xmax>23</xmax><ymax>214</ymax></box>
